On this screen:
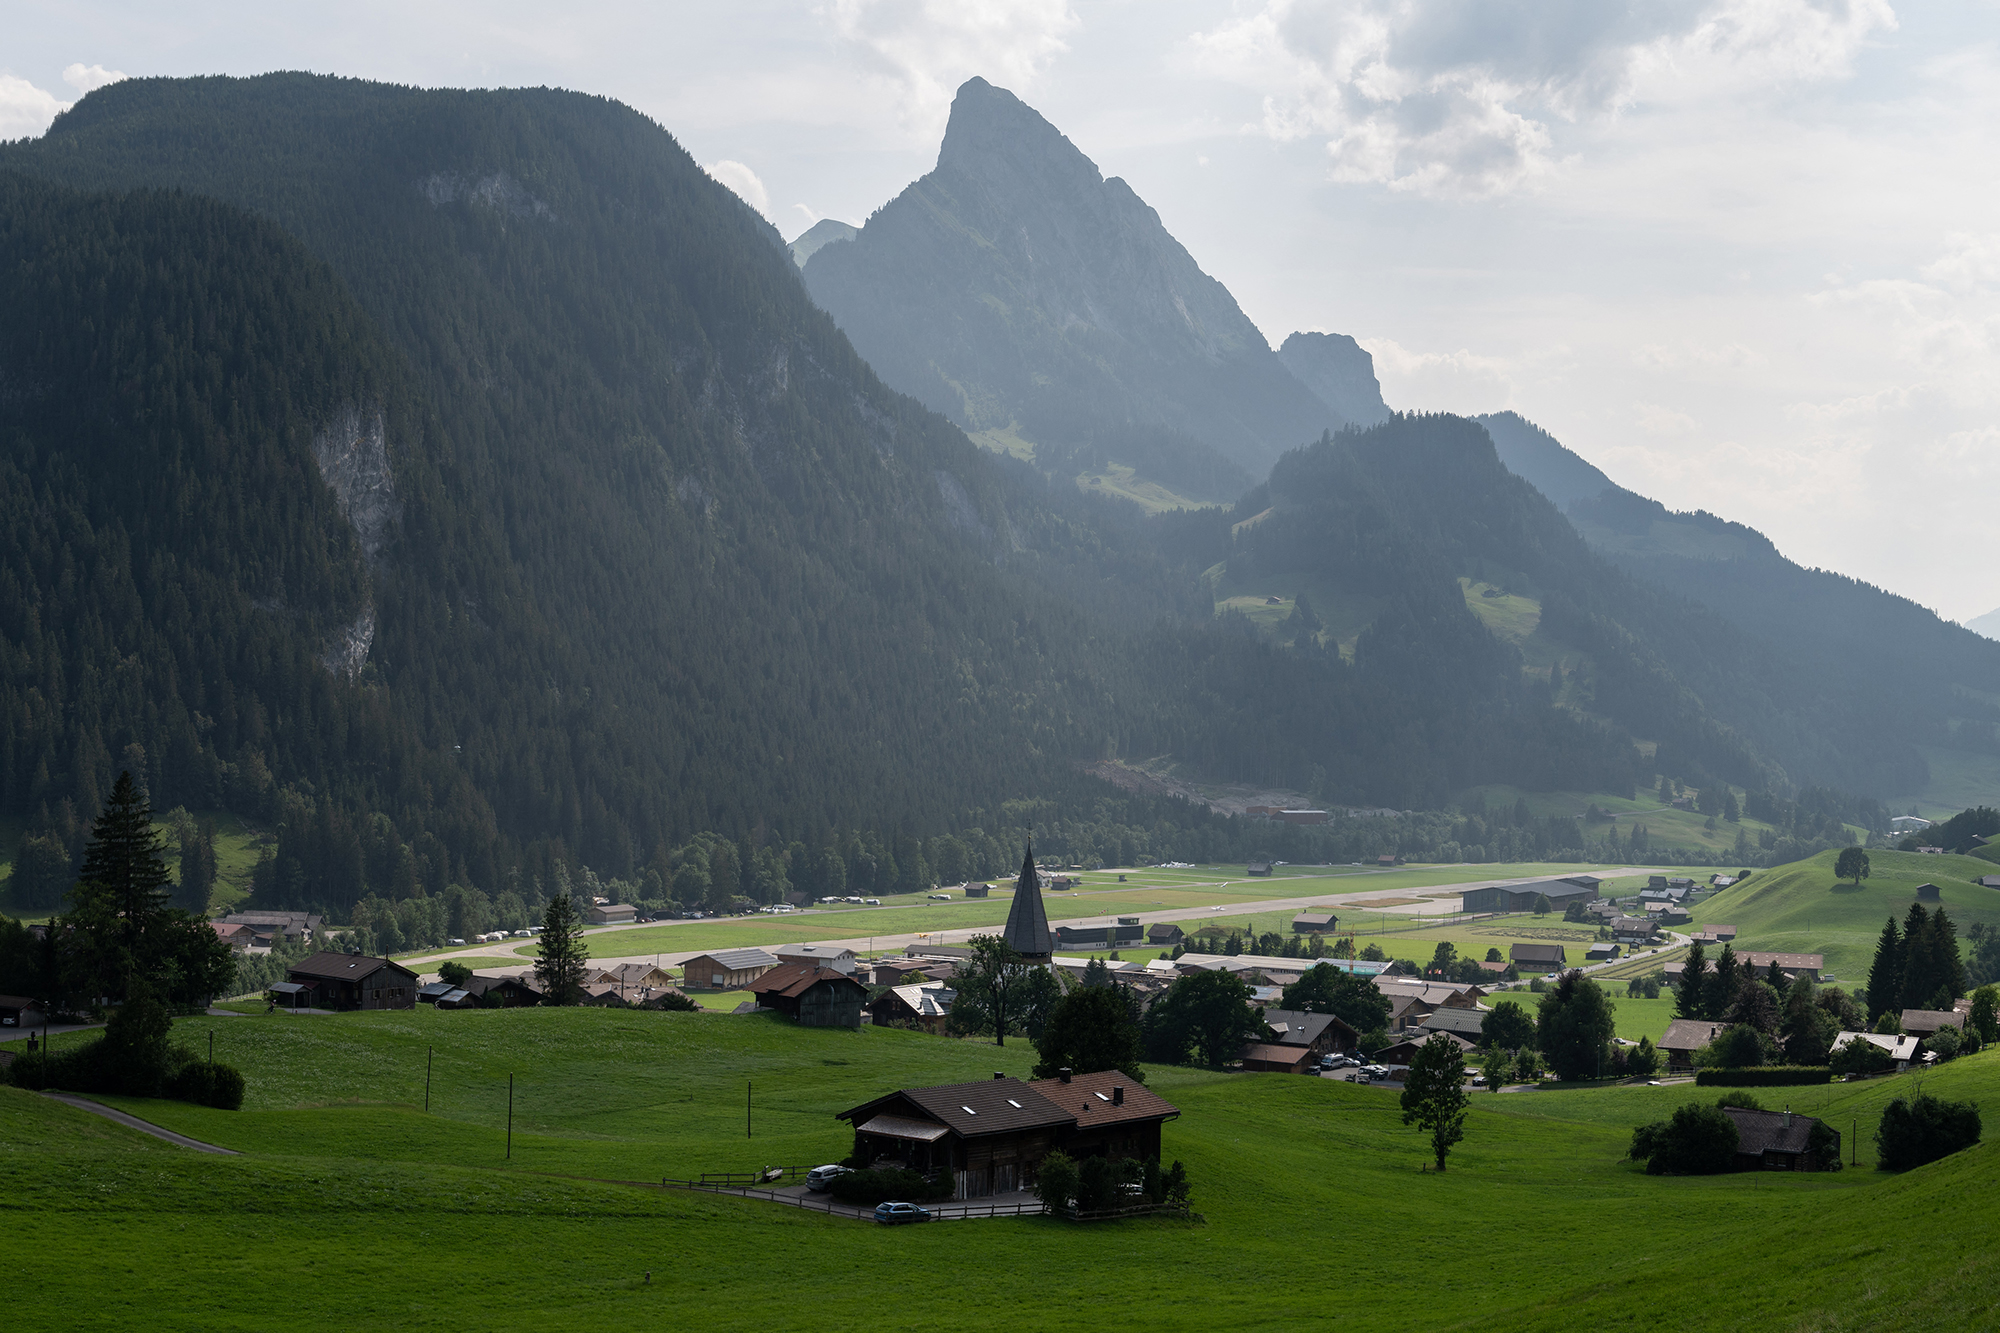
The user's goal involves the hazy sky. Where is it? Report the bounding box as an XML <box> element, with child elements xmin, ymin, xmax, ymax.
<box><xmin>9</xmin><ymin>0</ymin><xmax>2000</xmax><ymax>619</ymax></box>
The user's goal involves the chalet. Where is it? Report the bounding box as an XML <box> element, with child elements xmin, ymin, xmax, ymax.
<box><xmin>869</xmin><ymin>983</ymin><xmax>956</xmax><ymax>1035</ymax></box>
<box><xmin>208</xmin><ymin>921</ymin><xmax>258</xmax><ymax>952</ymax></box>
<box><xmin>221</xmin><ymin>910</ymin><xmax>323</xmax><ymax>946</ymax></box>
<box><xmin>1247</xmin><ymin>860</ymin><xmax>1273</xmax><ymax>877</ymax></box>
<box><xmin>1585</xmin><ymin>943</ymin><xmax>1621</xmax><ymax>963</ymax></box>
<box><xmin>1291</xmin><ymin>911</ymin><xmax>1339</xmax><ymax>933</ymax></box>
<box><xmin>1610</xmin><ymin>916</ymin><xmax>1656</xmax><ymax>945</ymax></box>
<box><xmin>581</xmin><ymin>983</ymin><xmax>632</xmax><ymax>1007</ymax></box>
<box><xmin>1980</xmin><ymin>876</ymin><xmax>2000</xmax><ymax>890</ymax></box>
<box><xmin>1654</xmin><ymin>906</ymin><xmax>1693</xmax><ymax>927</ymax></box>
<box><xmin>584</xmin><ymin>902</ymin><xmax>637</xmax><ymax>926</ymax></box>
<box><xmin>1146</xmin><ymin>923</ymin><xmax>1185</xmax><ymax>948</ymax></box>
<box><xmin>837</xmin><ymin>1072</ymin><xmax>1178</xmax><ymax>1198</ymax></box>
<box><xmin>1374</xmin><ymin>1032</ymin><xmax>1475</xmax><ymax>1067</ymax></box>
<box><xmin>416</xmin><ymin>981</ymin><xmax>459</xmax><ymax>1005</ymax></box>
<box><xmin>1244</xmin><ymin>1009</ymin><xmax>1356</xmax><ymax>1070</ymax></box>
<box><xmin>1052</xmin><ymin>917</ymin><xmax>1143</xmax><ymax>949</ymax></box>
<box><xmin>775</xmin><ymin>944</ymin><xmax>859</xmax><ymax>974</ymax></box>
<box><xmin>1667</xmin><ymin>877</ymin><xmax>1695</xmax><ymax>891</ymax></box>
<box><xmin>1657</xmin><ymin>1019</ymin><xmax>1728</xmax><ymax>1072</ymax></box>
<box><xmin>1916</xmin><ymin>846</ymin><xmax>1944</xmax><ymax>855</ymax></box>
<box><xmin>682</xmin><ymin>947</ymin><xmax>780</xmax><ymax>990</ymax></box>
<box><xmin>1732</xmin><ymin>951</ymin><xmax>1823</xmax><ymax>982</ymax></box>
<box><xmin>0</xmin><ymin>996</ymin><xmax>37</xmax><ymax>1029</ymax></box>
<box><xmin>462</xmin><ymin>973</ymin><xmax>544</xmax><ymax>1007</ymax></box>
<box><xmin>1648</xmin><ymin>877</ymin><xmax>1669</xmax><ymax>889</ymax></box>
<box><xmin>284</xmin><ymin>951</ymin><xmax>419</xmax><ymax>1011</ymax></box>
<box><xmin>1833</xmin><ymin>1031</ymin><xmax>1920</xmax><ymax>1070</ymax></box>
<box><xmin>871</xmin><ymin>957</ymin><xmax>948</xmax><ymax>986</ymax></box>
<box><xmin>1412</xmin><ymin>1005</ymin><xmax>1490</xmax><ymax>1042</ymax></box>
<box><xmin>1914</xmin><ymin>883</ymin><xmax>1942</xmax><ymax>902</ymax></box>
<box><xmin>593</xmin><ymin>963</ymin><xmax>677</xmax><ymax>994</ymax></box>
<box><xmin>1900</xmin><ymin>1009</ymin><xmax>1966</xmax><ymax>1041</ymax></box>
<box><xmin>960</xmin><ymin>882</ymin><xmax>991</xmax><ymax>898</ymax></box>
<box><xmin>748</xmin><ymin>963</ymin><xmax>869</xmax><ymax>1028</ymax></box>
<box><xmin>1722</xmin><ymin>1107</ymin><xmax>1838</xmax><ymax>1171</ymax></box>
<box><xmin>1509</xmin><ymin>942</ymin><xmax>1568</xmax><ymax>973</ymax></box>
<box><xmin>1459</xmin><ymin>877</ymin><xmax>1598</xmax><ymax>915</ymax></box>
<box><xmin>1693</xmin><ymin>924</ymin><xmax>1738</xmax><ymax>944</ymax></box>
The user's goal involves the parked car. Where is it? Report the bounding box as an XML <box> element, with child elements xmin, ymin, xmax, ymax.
<box><xmin>1470</xmin><ymin>1073</ymin><xmax>1488</xmax><ymax>1086</ymax></box>
<box><xmin>1360</xmin><ymin>1064</ymin><xmax>1389</xmax><ymax>1080</ymax></box>
<box><xmin>862</xmin><ymin>898</ymin><xmax>881</xmax><ymax>906</ymax></box>
<box><xmin>874</xmin><ymin>1201</ymin><xmax>932</xmax><ymax>1225</ymax></box>
<box><xmin>447</xmin><ymin>938</ymin><xmax>466</xmax><ymax>946</ymax></box>
<box><xmin>927</xmin><ymin>893</ymin><xmax>952</xmax><ymax>901</ymax></box>
<box><xmin>805</xmin><ymin>1164</ymin><xmax>851</xmax><ymax>1192</ymax></box>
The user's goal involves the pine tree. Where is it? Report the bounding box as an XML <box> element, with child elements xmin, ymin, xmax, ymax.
<box><xmin>1898</xmin><ymin>903</ymin><xmax>1932</xmax><ymax>1012</ymax></box>
<box><xmin>1676</xmin><ymin>941</ymin><xmax>1709</xmax><ymax>1020</ymax></box>
<box><xmin>1867</xmin><ymin>917</ymin><xmax>1903</xmax><ymax>1021</ymax></box>
<box><xmin>1703</xmin><ymin>943</ymin><xmax>1739</xmax><ymax>1019</ymax></box>
<box><xmin>533</xmin><ymin>893</ymin><xmax>590</xmax><ymax>1005</ymax></box>
<box><xmin>75</xmin><ymin>771</ymin><xmax>173</xmax><ymax>931</ymax></box>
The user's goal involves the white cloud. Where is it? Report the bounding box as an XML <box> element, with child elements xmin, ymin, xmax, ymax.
<box><xmin>1181</xmin><ymin>0</ymin><xmax>1895</xmax><ymax>197</ymax></box>
<box><xmin>0</xmin><ymin>73</ymin><xmax>67</xmax><ymax>140</ymax></box>
<box><xmin>62</xmin><ymin>62</ymin><xmax>126</xmax><ymax>94</ymax></box>
<box><xmin>1363</xmin><ymin>335</ymin><xmax>1517</xmax><ymax>414</ymax></box>
<box><xmin>706</xmin><ymin>159</ymin><xmax>772</xmax><ymax>219</ymax></box>
<box><xmin>823</xmin><ymin>0</ymin><xmax>1079</xmax><ymax>137</ymax></box>
<box><xmin>1635</xmin><ymin>402</ymin><xmax>1700</xmax><ymax>436</ymax></box>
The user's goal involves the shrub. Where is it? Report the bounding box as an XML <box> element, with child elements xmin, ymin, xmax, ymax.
<box><xmin>1876</xmin><ymin>1093</ymin><xmax>1982</xmax><ymax>1171</ymax></box>
<box><xmin>1925</xmin><ymin>1026</ymin><xmax>1964</xmax><ymax>1062</ymax></box>
<box><xmin>1830</xmin><ymin>1038</ymin><xmax>1895</xmax><ymax>1077</ymax></box>
<box><xmin>1695</xmin><ymin>1067</ymin><xmax>1831</xmax><ymax>1087</ymax></box>
<box><xmin>1632</xmin><ymin>1103</ymin><xmax>1740</xmax><ymax>1175</ymax></box>
<box><xmin>167</xmin><ymin>1059</ymin><xmax>247</xmax><ymax>1110</ymax></box>
<box><xmin>827</xmin><ymin>1167</ymin><xmax>952</xmax><ymax>1206</ymax></box>
<box><xmin>1714</xmin><ymin>1091</ymin><xmax>1764</xmax><ymax>1111</ymax></box>
<box><xmin>1076</xmin><ymin>1155</ymin><xmax>1120</xmax><ymax>1211</ymax></box>
<box><xmin>1694</xmin><ymin>1024</ymin><xmax>1776</xmax><ymax>1069</ymax></box>
<box><xmin>1034</xmin><ymin>1151</ymin><xmax>1078</xmax><ymax>1209</ymax></box>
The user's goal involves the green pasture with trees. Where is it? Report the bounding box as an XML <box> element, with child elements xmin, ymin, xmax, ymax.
<box><xmin>2</xmin><ymin>1004</ymin><xmax>1995</xmax><ymax>1331</ymax></box>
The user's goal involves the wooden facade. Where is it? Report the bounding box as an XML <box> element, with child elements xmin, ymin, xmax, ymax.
<box><xmin>750</xmin><ymin>963</ymin><xmax>868</xmax><ymax>1028</ymax></box>
<box><xmin>286</xmin><ymin>952</ymin><xmax>420</xmax><ymax>1011</ymax></box>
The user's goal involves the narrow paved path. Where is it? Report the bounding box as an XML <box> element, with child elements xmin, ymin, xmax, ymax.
<box><xmin>40</xmin><ymin>1092</ymin><xmax>240</xmax><ymax>1154</ymax></box>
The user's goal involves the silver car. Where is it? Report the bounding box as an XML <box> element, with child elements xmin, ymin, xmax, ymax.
<box><xmin>805</xmin><ymin>1164</ymin><xmax>851</xmax><ymax>1192</ymax></box>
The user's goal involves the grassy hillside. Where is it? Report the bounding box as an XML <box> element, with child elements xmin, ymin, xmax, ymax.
<box><xmin>1693</xmin><ymin>848</ymin><xmax>2000</xmax><ymax>982</ymax></box>
<box><xmin>1887</xmin><ymin>745</ymin><xmax>2000</xmax><ymax>820</ymax></box>
<box><xmin>4</xmin><ymin>1008</ymin><xmax>1996</xmax><ymax>1331</ymax></box>
<box><xmin>1459</xmin><ymin>783</ymin><xmax>1783</xmax><ymax>855</ymax></box>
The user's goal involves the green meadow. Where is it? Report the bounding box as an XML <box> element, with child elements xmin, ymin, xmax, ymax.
<box><xmin>1692</xmin><ymin>848</ymin><xmax>2000</xmax><ymax>981</ymax></box>
<box><xmin>4</xmin><ymin>1006</ymin><xmax>1994</xmax><ymax>1331</ymax></box>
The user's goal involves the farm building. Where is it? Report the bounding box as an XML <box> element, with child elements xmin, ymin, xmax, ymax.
<box><xmin>1899</xmin><ymin>1009</ymin><xmax>1966</xmax><ymax>1040</ymax></box>
<box><xmin>463</xmin><ymin>973</ymin><xmax>544</xmax><ymax>1007</ymax></box>
<box><xmin>1914</xmin><ymin>883</ymin><xmax>1942</xmax><ymax>901</ymax></box>
<box><xmin>283</xmin><ymin>952</ymin><xmax>419</xmax><ymax>1011</ymax></box>
<box><xmin>870</xmin><ymin>983</ymin><xmax>956</xmax><ymax>1034</ymax></box>
<box><xmin>1146</xmin><ymin>923</ymin><xmax>1185</xmax><ymax>947</ymax></box>
<box><xmin>1374</xmin><ymin>1031</ymin><xmax>1475</xmax><ymax>1066</ymax></box>
<box><xmin>1291</xmin><ymin>911</ymin><xmax>1339</xmax><ymax>933</ymax></box>
<box><xmin>1508</xmin><ymin>943</ymin><xmax>1568</xmax><ymax>973</ymax></box>
<box><xmin>1247</xmin><ymin>860</ymin><xmax>1272</xmax><ymax>877</ymax></box>
<box><xmin>1693</xmin><ymin>925</ymin><xmax>1738</xmax><ymax>944</ymax></box>
<box><xmin>594</xmin><ymin>963</ymin><xmax>678</xmax><ymax>993</ymax></box>
<box><xmin>776</xmin><ymin>944</ymin><xmax>859</xmax><ymax>973</ymax></box>
<box><xmin>221</xmin><ymin>910</ymin><xmax>324</xmax><ymax>946</ymax></box>
<box><xmin>1657</xmin><ymin>1019</ymin><xmax>1728</xmax><ymax>1072</ymax></box>
<box><xmin>837</xmin><ymin>1072</ymin><xmax>1179</xmax><ymax>1198</ymax></box>
<box><xmin>1732</xmin><ymin>951</ymin><xmax>1823</xmax><ymax>982</ymax></box>
<box><xmin>1722</xmin><ymin>1107</ymin><xmax>1839</xmax><ymax>1171</ymax></box>
<box><xmin>1833</xmin><ymin>1031</ymin><xmax>1921</xmax><ymax>1069</ymax></box>
<box><xmin>1585</xmin><ymin>943</ymin><xmax>1621</xmax><ymax>963</ymax></box>
<box><xmin>1411</xmin><ymin>1005</ymin><xmax>1489</xmax><ymax>1042</ymax></box>
<box><xmin>1610</xmin><ymin>917</ymin><xmax>1656</xmax><ymax>945</ymax></box>
<box><xmin>749</xmin><ymin>963</ymin><xmax>869</xmax><ymax>1028</ymax></box>
<box><xmin>1053</xmin><ymin>917</ymin><xmax>1144</xmax><ymax>949</ymax></box>
<box><xmin>1459</xmin><ymin>877</ymin><xmax>1598</xmax><ymax>915</ymax></box>
<box><xmin>1242</xmin><ymin>1009</ymin><xmax>1356</xmax><ymax>1071</ymax></box>
<box><xmin>585</xmin><ymin>902</ymin><xmax>637</xmax><ymax>926</ymax></box>
<box><xmin>960</xmin><ymin>882</ymin><xmax>992</xmax><ymax>898</ymax></box>
<box><xmin>682</xmin><ymin>947</ymin><xmax>781</xmax><ymax>990</ymax></box>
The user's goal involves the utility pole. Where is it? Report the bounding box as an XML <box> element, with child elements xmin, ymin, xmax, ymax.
<box><xmin>747</xmin><ymin>1081</ymin><xmax>752</xmax><ymax>1138</ymax></box>
<box><xmin>507</xmin><ymin>1074</ymin><xmax>514</xmax><ymax>1159</ymax></box>
<box><xmin>208</xmin><ymin>1029</ymin><xmax>215</xmax><ymax>1067</ymax></box>
<box><xmin>426</xmin><ymin>1046</ymin><xmax>433</xmax><ymax>1112</ymax></box>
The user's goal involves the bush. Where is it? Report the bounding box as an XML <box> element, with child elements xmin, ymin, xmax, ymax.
<box><xmin>1034</xmin><ymin>1151</ymin><xmax>1078</xmax><ymax>1209</ymax></box>
<box><xmin>167</xmin><ymin>1059</ymin><xmax>247</xmax><ymax>1110</ymax></box>
<box><xmin>8</xmin><ymin>1037</ymin><xmax>245</xmax><ymax>1109</ymax></box>
<box><xmin>1714</xmin><ymin>1091</ymin><xmax>1764</xmax><ymax>1110</ymax></box>
<box><xmin>1925</xmin><ymin>1026</ymin><xmax>1964</xmax><ymax>1062</ymax></box>
<box><xmin>1695</xmin><ymin>1067</ymin><xmax>1831</xmax><ymax>1087</ymax></box>
<box><xmin>1829</xmin><ymin>1038</ymin><xmax>1895</xmax><ymax>1077</ymax></box>
<box><xmin>1694</xmin><ymin>1024</ymin><xmax>1776</xmax><ymax>1069</ymax></box>
<box><xmin>827</xmin><ymin>1167</ymin><xmax>953</xmax><ymax>1206</ymax></box>
<box><xmin>1632</xmin><ymin>1103</ymin><xmax>1740</xmax><ymax>1175</ymax></box>
<box><xmin>1626</xmin><ymin>1036</ymin><xmax>1660</xmax><ymax>1079</ymax></box>
<box><xmin>1876</xmin><ymin>1093</ymin><xmax>1982</xmax><ymax>1171</ymax></box>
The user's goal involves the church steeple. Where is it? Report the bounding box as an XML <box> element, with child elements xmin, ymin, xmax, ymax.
<box><xmin>1001</xmin><ymin>842</ymin><xmax>1053</xmax><ymax>961</ymax></box>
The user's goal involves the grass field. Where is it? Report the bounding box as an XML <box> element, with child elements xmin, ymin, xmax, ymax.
<box><xmin>2</xmin><ymin>1006</ymin><xmax>1994</xmax><ymax>1331</ymax></box>
<box><xmin>1692</xmin><ymin>847</ymin><xmax>2000</xmax><ymax>981</ymax></box>
<box><xmin>0</xmin><ymin>808</ymin><xmax>268</xmax><ymax>922</ymax></box>
<box><xmin>1457</xmin><ymin>782</ymin><xmax>1788</xmax><ymax>855</ymax></box>
<box><xmin>1887</xmin><ymin>745</ymin><xmax>2000</xmax><ymax>821</ymax></box>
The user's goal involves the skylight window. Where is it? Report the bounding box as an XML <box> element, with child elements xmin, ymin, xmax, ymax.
<box><xmin>1094</xmin><ymin>1092</ymin><xmax>1110</xmax><ymax>1101</ymax></box>
<box><xmin>1006</xmin><ymin>1099</ymin><xmax>1021</xmax><ymax>1108</ymax></box>
<box><xmin>961</xmin><ymin>1105</ymin><xmax>976</xmax><ymax>1115</ymax></box>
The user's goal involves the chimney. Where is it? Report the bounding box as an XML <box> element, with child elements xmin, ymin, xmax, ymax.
<box><xmin>994</xmin><ymin>1072</ymin><xmax>1005</xmax><ymax>1080</ymax></box>
<box><xmin>1784</xmin><ymin>1106</ymin><xmax>1792</xmax><ymax>1128</ymax></box>
<box><xmin>1113</xmin><ymin>1086</ymin><xmax>1124</xmax><ymax>1106</ymax></box>
<box><xmin>1060</xmin><ymin>1068</ymin><xmax>1072</xmax><ymax>1084</ymax></box>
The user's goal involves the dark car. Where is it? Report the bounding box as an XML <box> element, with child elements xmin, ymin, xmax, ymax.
<box><xmin>873</xmin><ymin>1201</ymin><xmax>932</xmax><ymax>1225</ymax></box>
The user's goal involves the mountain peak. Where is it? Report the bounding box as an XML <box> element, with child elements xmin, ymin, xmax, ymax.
<box><xmin>936</xmin><ymin>77</ymin><xmax>1098</xmax><ymax>190</ymax></box>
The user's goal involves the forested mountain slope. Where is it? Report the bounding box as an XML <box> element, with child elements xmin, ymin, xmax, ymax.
<box><xmin>1477</xmin><ymin>411</ymin><xmax>2000</xmax><ymax>797</ymax></box>
<box><xmin>801</xmin><ymin>77</ymin><xmax>1337</xmax><ymax>499</ymax></box>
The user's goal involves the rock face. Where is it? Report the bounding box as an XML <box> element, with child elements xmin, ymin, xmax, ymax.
<box><xmin>1277</xmin><ymin>332</ymin><xmax>1390</xmax><ymax>428</ymax></box>
<box><xmin>312</xmin><ymin>404</ymin><xmax>399</xmax><ymax>563</ymax></box>
<box><xmin>803</xmin><ymin>77</ymin><xmax>1340</xmax><ymax>486</ymax></box>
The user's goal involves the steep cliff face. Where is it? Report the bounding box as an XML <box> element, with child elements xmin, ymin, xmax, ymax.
<box><xmin>1278</xmin><ymin>332</ymin><xmax>1391</xmax><ymax>427</ymax></box>
<box><xmin>803</xmin><ymin>77</ymin><xmax>1339</xmax><ymax>489</ymax></box>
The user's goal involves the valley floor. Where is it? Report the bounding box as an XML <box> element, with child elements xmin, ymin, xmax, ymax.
<box><xmin>4</xmin><ymin>1008</ymin><xmax>1994</xmax><ymax>1332</ymax></box>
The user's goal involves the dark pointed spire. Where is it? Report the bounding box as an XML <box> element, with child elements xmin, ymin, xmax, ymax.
<box><xmin>1002</xmin><ymin>841</ymin><xmax>1053</xmax><ymax>960</ymax></box>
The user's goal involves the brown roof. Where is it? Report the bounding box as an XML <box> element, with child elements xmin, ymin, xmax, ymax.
<box><xmin>839</xmin><ymin>1077</ymin><xmax>1071</xmax><ymax>1140</ymax></box>
<box><xmin>287</xmin><ymin>951</ymin><xmax>419</xmax><ymax>983</ymax></box>
<box><xmin>1026</xmin><ymin>1070</ymin><xmax>1179</xmax><ymax>1128</ymax></box>
<box><xmin>1258</xmin><ymin>1009</ymin><xmax>1357</xmax><ymax>1047</ymax></box>
<box><xmin>1733</xmin><ymin>951</ymin><xmax>1823</xmax><ymax>971</ymax></box>
<box><xmin>1238</xmin><ymin>1042</ymin><xmax>1315</xmax><ymax>1069</ymax></box>
<box><xmin>1376</xmin><ymin>1032</ymin><xmax>1474</xmax><ymax>1063</ymax></box>
<box><xmin>1723</xmin><ymin>1106</ymin><xmax>1817</xmax><ymax>1157</ymax></box>
<box><xmin>748</xmin><ymin>962</ymin><xmax>868</xmax><ymax>1000</ymax></box>
<box><xmin>1658</xmin><ymin>1018</ymin><xmax>1727</xmax><ymax>1051</ymax></box>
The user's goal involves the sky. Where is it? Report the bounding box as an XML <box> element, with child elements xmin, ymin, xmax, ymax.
<box><xmin>8</xmin><ymin>0</ymin><xmax>2000</xmax><ymax>620</ymax></box>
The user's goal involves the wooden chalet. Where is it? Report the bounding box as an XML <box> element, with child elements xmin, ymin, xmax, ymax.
<box><xmin>1721</xmin><ymin>1107</ymin><xmax>1838</xmax><ymax>1171</ymax></box>
<box><xmin>1146</xmin><ymin>923</ymin><xmax>1185</xmax><ymax>947</ymax></box>
<box><xmin>1732</xmin><ymin>951</ymin><xmax>1823</xmax><ymax>982</ymax></box>
<box><xmin>283</xmin><ymin>951</ymin><xmax>419</xmax><ymax>1011</ymax></box>
<box><xmin>1899</xmin><ymin>1009</ymin><xmax>1966</xmax><ymax>1040</ymax></box>
<box><xmin>837</xmin><ymin>1071</ymin><xmax>1178</xmax><ymax>1198</ymax></box>
<box><xmin>1244</xmin><ymin>1008</ymin><xmax>1356</xmax><ymax>1071</ymax></box>
<box><xmin>1509</xmin><ymin>942</ymin><xmax>1567</xmax><ymax>973</ymax></box>
<box><xmin>463</xmin><ymin>973</ymin><xmax>544</xmax><ymax>1007</ymax></box>
<box><xmin>869</xmin><ymin>982</ymin><xmax>956</xmax><ymax>1034</ymax></box>
<box><xmin>1291</xmin><ymin>910</ymin><xmax>1339</xmax><ymax>933</ymax></box>
<box><xmin>749</xmin><ymin>962</ymin><xmax>869</xmax><ymax>1028</ymax></box>
<box><xmin>1657</xmin><ymin>1018</ymin><xmax>1727</xmax><ymax>1072</ymax></box>
<box><xmin>682</xmin><ymin>947</ymin><xmax>780</xmax><ymax>990</ymax></box>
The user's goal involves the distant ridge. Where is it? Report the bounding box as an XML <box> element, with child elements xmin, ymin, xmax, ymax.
<box><xmin>787</xmin><ymin>217</ymin><xmax>855</xmax><ymax>268</ymax></box>
<box><xmin>1280</xmin><ymin>333</ymin><xmax>1391</xmax><ymax>427</ymax></box>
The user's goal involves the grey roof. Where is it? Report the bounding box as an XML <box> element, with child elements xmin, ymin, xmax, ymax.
<box><xmin>1509</xmin><ymin>943</ymin><xmax>1567</xmax><ymax>963</ymax></box>
<box><xmin>687</xmin><ymin>947</ymin><xmax>781</xmax><ymax>971</ymax></box>
<box><xmin>1001</xmin><ymin>845</ymin><xmax>1053</xmax><ymax>957</ymax></box>
<box><xmin>1658</xmin><ymin>1018</ymin><xmax>1727</xmax><ymax>1051</ymax></box>
<box><xmin>287</xmin><ymin>951</ymin><xmax>417</xmax><ymax>983</ymax></box>
<box><xmin>1413</xmin><ymin>1006</ymin><xmax>1489</xmax><ymax>1037</ymax></box>
<box><xmin>1722</xmin><ymin>1106</ymin><xmax>1817</xmax><ymax>1157</ymax></box>
<box><xmin>839</xmin><ymin>1076</ymin><xmax>1071</xmax><ymax>1139</ymax></box>
<box><xmin>1259</xmin><ymin>1009</ymin><xmax>1357</xmax><ymax>1047</ymax></box>
<box><xmin>776</xmin><ymin>944</ymin><xmax>856</xmax><ymax>960</ymax></box>
<box><xmin>1900</xmin><ymin>1009</ymin><xmax>1966</xmax><ymax>1033</ymax></box>
<box><xmin>1610</xmin><ymin>916</ymin><xmax>1655</xmax><ymax>934</ymax></box>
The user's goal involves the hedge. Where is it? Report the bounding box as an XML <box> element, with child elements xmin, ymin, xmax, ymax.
<box><xmin>1695</xmin><ymin>1066</ymin><xmax>1831</xmax><ymax>1087</ymax></box>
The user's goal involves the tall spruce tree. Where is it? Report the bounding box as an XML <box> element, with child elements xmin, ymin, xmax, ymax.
<box><xmin>1676</xmin><ymin>941</ymin><xmax>1709</xmax><ymax>1020</ymax></box>
<box><xmin>1867</xmin><ymin>918</ymin><xmax>1903</xmax><ymax>1021</ymax></box>
<box><xmin>1704</xmin><ymin>943</ymin><xmax>1740</xmax><ymax>1019</ymax></box>
<box><xmin>1897</xmin><ymin>903</ymin><xmax>1932</xmax><ymax>1012</ymax></box>
<box><xmin>75</xmin><ymin>772</ymin><xmax>173</xmax><ymax>932</ymax></box>
<box><xmin>533</xmin><ymin>893</ymin><xmax>590</xmax><ymax>1005</ymax></box>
